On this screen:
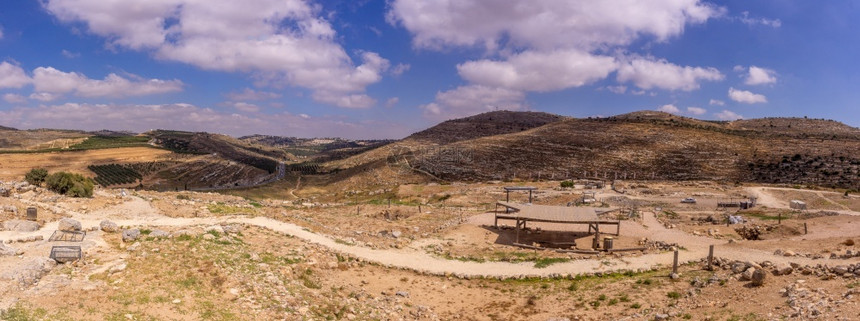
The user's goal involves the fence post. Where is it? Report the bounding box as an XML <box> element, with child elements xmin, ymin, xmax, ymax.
<box><xmin>707</xmin><ymin>245</ymin><xmax>714</xmax><ymax>270</ymax></box>
<box><xmin>672</xmin><ymin>250</ymin><xmax>679</xmax><ymax>275</ymax></box>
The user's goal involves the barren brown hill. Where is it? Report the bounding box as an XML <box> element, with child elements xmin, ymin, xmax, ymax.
<box><xmin>406</xmin><ymin>110</ymin><xmax>566</xmax><ymax>144</ymax></box>
<box><xmin>333</xmin><ymin>111</ymin><xmax>860</xmax><ymax>189</ymax></box>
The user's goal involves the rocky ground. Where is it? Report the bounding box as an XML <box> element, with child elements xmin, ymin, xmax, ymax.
<box><xmin>1</xmin><ymin>179</ymin><xmax>859</xmax><ymax>320</ymax></box>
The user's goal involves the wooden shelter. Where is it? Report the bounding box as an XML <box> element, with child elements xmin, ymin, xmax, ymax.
<box><xmin>495</xmin><ymin>202</ymin><xmax>621</xmax><ymax>248</ymax></box>
<box><xmin>503</xmin><ymin>186</ymin><xmax>537</xmax><ymax>203</ymax></box>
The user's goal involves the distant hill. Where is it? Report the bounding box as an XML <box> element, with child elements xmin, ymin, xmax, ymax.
<box><xmin>240</xmin><ymin>135</ymin><xmax>393</xmax><ymax>163</ymax></box>
<box><xmin>0</xmin><ymin>125</ymin><xmax>18</xmax><ymax>131</ymax></box>
<box><xmin>334</xmin><ymin>111</ymin><xmax>860</xmax><ymax>189</ymax></box>
<box><xmin>406</xmin><ymin>110</ymin><xmax>566</xmax><ymax>144</ymax></box>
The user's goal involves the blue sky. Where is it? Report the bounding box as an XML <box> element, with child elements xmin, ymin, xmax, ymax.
<box><xmin>0</xmin><ymin>0</ymin><xmax>858</xmax><ymax>138</ymax></box>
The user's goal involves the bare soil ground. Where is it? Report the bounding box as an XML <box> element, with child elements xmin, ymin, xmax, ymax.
<box><xmin>0</xmin><ymin>147</ymin><xmax>177</xmax><ymax>179</ymax></box>
<box><xmin>1</xmin><ymin>180</ymin><xmax>859</xmax><ymax>320</ymax></box>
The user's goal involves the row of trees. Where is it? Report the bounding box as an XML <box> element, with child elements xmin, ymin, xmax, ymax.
<box><xmin>25</xmin><ymin>168</ymin><xmax>94</xmax><ymax>197</ymax></box>
<box><xmin>87</xmin><ymin>164</ymin><xmax>142</xmax><ymax>186</ymax></box>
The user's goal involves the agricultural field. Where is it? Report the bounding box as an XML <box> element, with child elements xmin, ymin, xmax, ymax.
<box><xmin>0</xmin><ymin>147</ymin><xmax>177</xmax><ymax>180</ymax></box>
<box><xmin>88</xmin><ymin>164</ymin><xmax>143</xmax><ymax>187</ymax></box>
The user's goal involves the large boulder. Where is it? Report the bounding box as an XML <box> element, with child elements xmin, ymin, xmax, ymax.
<box><xmin>1</xmin><ymin>257</ymin><xmax>57</xmax><ymax>286</ymax></box>
<box><xmin>58</xmin><ymin>218</ymin><xmax>82</xmax><ymax>232</ymax></box>
<box><xmin>122</xmin><ymin>229</ymin><xmax>141</xmax><ymax>242</ymax></box>
<box><xmin>2</xmin><ymin>220</ymin><xmax>40</xmax><ymax>232</ymax></box>
<box><xmin>774</xmin><ymin>263</ymin><xmax>793</xmax><ymax>276</ymax></box>
<box><xmin>100</xmin><ymin>220</ymin><xmax>119</xmax><ymax>233</ymax></box>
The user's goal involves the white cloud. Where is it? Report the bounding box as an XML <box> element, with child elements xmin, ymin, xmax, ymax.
<box><xmin>607</xmin><ymin>86</ymin><xmax>627</xmax><ymax>94</ymax></box>
<box><xmin>391</xmin><ymin>63</ymin><xmax>410</xmax><ymax>77</ymax></box>
<box><xmin>32</xmin><ymin>67</ymin><xmax>183</xmax><ymax>98</ymax></box>
<box><xmin>385</xmin><ymin>97</ymin><xmax>399</xmax><ymax>107</ymax></box>
<box><xmin>657</xmin><ymin>104</ymin><xmax>680</xmax><ymax>113</ymax></box>
<box><xmin>738</xmin><ymin>11</ymin><xmax>781</xmax><ymax>28</ymax></box>
<box><xmin>420</xmin><ymin>85</ymin><xmax>526</xmax><ymax>120</ymax></box>
<box><xmin>709</xmin><ymin>99</ymin><xmax>725</xmax><ymax>106</ymax></box>
<box><xmin>388</xmin><ymin>0</ymin><xmax>722</xmax><ymax>52</ymax></box>
<box><xmin>458</xmin><ymin>50</ymin><xmax>617</xmax><ymax>92</ymax></box>
<box><xmin>43</xmin><ymin>0</ymin><xmax>388</xmax><ymax>108</ymax></box>
<box><xmin>224</xmin><ymin>88</ymin><xmax>281</xmax><ymax>101</ymax></box>
<box><xmin>728</xmin><ymin>87</ymin><xmax>767</xmax><ymax>104</ymax></box>
<box><xmin>686</xmin><ymin>107</ymin><xmax>706</xmax><ymax>115</ymax></box>
<box><xmin>3</xmin><ymin>93</ymin><xmax>26</xmax><ymax>104</ymax></box>
<box><xmin>0</xmin><ymin>26</ymin><xmax>4</xmax><ymax>39</ymax></box>
<box><xmin>714</xmin><ymin>109</ymin><xmax>743</xmax><ymax>120</ymax></box>
<box><xmin>61</xmin><ymin>50</ymin><xmax>80</xmax><ymax>58</ymax></box>
<box><xmin>617</xmin><ymin>57</ymin><xmax>724</xmax><ymax>91</ymax></box>
<box><xmin>744</xmin><ymin>66</ymin><xmax>777</xmax><ymax>85</ymax></box>
<box><xmin>0</xmin><ymin>103</ymin><xmax>413</xmax><ymax>139</ymax></box>
<box><xmin>231</xmin><ymin>102</ymin><xmax>261</xmax><ymax>113</ymax></box>
<box><xmin>29</xmin><ymin>92</ymin><xmax>61</xmax><ymax>102</ymax></box>
<box><xmin>0</xmin><ymin>62</ymin><xmax>31</xmax><ymax>89</ymax></box>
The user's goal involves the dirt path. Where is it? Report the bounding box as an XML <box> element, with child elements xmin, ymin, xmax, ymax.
<box><xmin>6</xmin><ymin>195</ymin><xmax>859</xmax><ymax>279</ymax></box>
<box><xmin>747</xmin><ymin>186</ymin><xmax>860</xmax><ymax>216</ymax></box>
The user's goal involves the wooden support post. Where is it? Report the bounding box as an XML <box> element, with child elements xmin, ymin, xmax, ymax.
<box><xmin>506</xmin><ymin>191</ymin><xmax>510</xmax><ymax>202</ymax></box>
<box><xmin>357</xmin><ymin>206</ymin><xmax>360</xmax><ymax>215</ymax></box>
<box><xmin>707</xmin><ymin>245</ymin><xmax>714</xmax><ymax>271</ymax></box>
<box><xmin>672</xmin><ymin>250</ymin><xmax>679</xmax><ymax>275</ymax></box>
<box><xmin>804</xmin><ymin>222</ymin><xmax>808</xmax><ymax>234</ymax></box>
<box><xmin>529</xmin><ymin>190</ymin><xmax>533</xmax><ymax>203</ymax></box>
<box><xmin>418</xmin><ymin>205</ymin><xmax>421</xmax><ymax>213</ymax></box>
<box><xmin>616</xmin><ymin>223</ymin><xmax>621</xmax><ymax>236</ymax></box>
<box><xmin>778</xmin><ymin>212</ymin><xmax>782</xmax><ymax>224</ymax></box>
<box><xmin>388</xmin><ymin>199</ymin><xmax>391</xmax><ymax>208</ymax></box>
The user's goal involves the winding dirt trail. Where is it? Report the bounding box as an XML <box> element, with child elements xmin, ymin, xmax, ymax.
<box><xmin>6</xmin><ymin>194</ymin><xmax>859</xmax><ymax>279</ymax></box>
<box><xmin>746</xmin><ymin>186</ymin><xmax>860</xmax><ymax>216</ymax></box>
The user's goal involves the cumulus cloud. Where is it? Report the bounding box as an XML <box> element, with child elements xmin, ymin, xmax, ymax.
<box><xmin>728</xmin><ymin>87</ymin><xmax>767</xmax><ymax>104</ymax></box>
<box><xmin>0</xmin><ymin>62</ymin><xmax>31</xmax><ymax>89</ymax></box>
<box><xmin>224</xmin><ymin>88</ymin><xmax>281</xmax><ymax>101</ymax></box>
<box><xmin>391</xmin><ymin>63</ymin><xmax>410</xmax><ymax>77</ymax></box>
<box><xmin>686</xmin><ymin>107</ymin><xmax>707</xmax><ymax>115</ymax></box>
<box><xmin>29</xmin><ymin>92</ymin><xmax>61</xmax><ymax>102</ymax></box>
<box><xmin>0</xmin><ymin>103</ymin><xmax>413</xmax><ymax>139</ymax></box>
<box><xmin>43</xmin><ymin>0</ymin><xmax>389</xmax><ymax>108</ymax></box>
<box><xmin>31</xmin><ymin>67</ymin><xmax>183</xmax><ymax>98</ymax></box>
<box><xmin>709</xmin><ymin>99</ymin><xmax>725</xmax><ymax>106</ymax></box>
<box><xmin>388</xmin><ymin>0</ymin><xmax>722</xmax><ymax>51</ymax></box>
<box><xmin>714</xmin><ymin>109</ymin><xmax>743</xmax><ymax>120</ymax></box>
<box><xmin>744</xmin><ymin>66</ymin><xmax>777</xmax><ymax>85</ymax></box>
<box><xmin>657</xmin><ymin>104</ymin><xmax>680</xmax><ymax>113</ymax></box>
<box><xmin>617</xmin><ymin>57</ymin><xmax>724</xmax><ymax>91</ymax></box>
<box><xmin>0</xmin><ymin>27</ymin><xmax>4</xmax><ymax>39</ymax></box>
<box><xmin>420</xmin><ymin>85</ymin><xmax>526</xmax><ymax>120</ymax></box>
<box><xmin>3</xmin><ymin>93</ymin><xmax>26</xmax><ymax>104</ymax></box>
<box><xmin>388</xmin><ymin>0</ymin><xmax>725</xmax><ymax>117</ymax></box>
<box><xmin>458</xmin><ymin>50</ymin><xmax>617</xmax><ymax>92</ymax></box>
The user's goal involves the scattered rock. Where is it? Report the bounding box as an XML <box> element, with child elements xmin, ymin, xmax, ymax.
<box><xmin>127</xmin><ymin>242</ymin><xmax>141</xmax><ymax>252</ymax></box>
<box><xmin>395</xmin><ymin>291</ymin><xmax>410</xmax><ymax>298</ymax></box>
<box><xmin>391</xmin><ymin>230</ymin><xmax>402</xmax><ymax>238</ymax></box>
<box><xmin>205</xmin><ymin>225</ymin><xmax>224</xmax><ymax>234</ymax></box>
<box><xmin>774</xmin><ymin>263</ymin><xmax>793</xmax><ymax>276</ymax></box>
<box><xmin>99</xmin><ymin>220</ymin><xmax>119</xmax><ymax>233</ymax></box>
<box><xmin>0</xmin><ymin>243</ymin><xmax>17</xmax><ymax>256</ymax></box>
<box><xmin>170</xmin><ymin>230</ymin><xmax>194</xmax><ymax>238</ymax></box>
<box><xmin>2</xmin><ymin>219</ymin><xmax>40</xmax><ymax>232</ymax></box>
<box><xmin>203</xmin><ymin>234</ymin><xmax>216</xmax><ymax>240</ymax></box>
<box><xmin>109</xmin><ymin>263</ymin><xmax>127</xmax><ymax>274</ymax></box>
<box><xmin>222</xmin><ymin>224</ymin><xmax>243</xmax><ymax>234</ymax></box>
<box><xmin>751</xmin><ymin>269</ymin><xmax>766</xmax><ymax>286</ymax></box>
<box><xmin>149</xmin><ymin>229</ymin><xmax>169</xmax><ymax>238</ymax></box>
<box><xmin>58</xmin><ymin>218</ymin><xmax>82</xmax><ymax>232</ymax></box>
<box><xmin>122</xmin><ymin>229</ymin><xmax>141</xmax><ymax>242</ymax></box>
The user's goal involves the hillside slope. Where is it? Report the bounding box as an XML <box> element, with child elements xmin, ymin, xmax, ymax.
<box><xmin>333</xmin><ymin>111</ymin><xmax>860</xmax><ymax>189</ymax></box>
<box><xmin>406</xmin><ymin>110</ymin><xmax>566</xmax><ymax>144</ymax></box>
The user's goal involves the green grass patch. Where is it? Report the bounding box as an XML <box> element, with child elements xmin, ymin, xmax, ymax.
<box><xmin>533</xmin><ymin>257</ymin><xmax>570</xmax><ymax>268</ymax></box>
<box><xmin>207</xmin><ymin>203</ymin><xmax>256</xmax><ymax>215</ymax></box>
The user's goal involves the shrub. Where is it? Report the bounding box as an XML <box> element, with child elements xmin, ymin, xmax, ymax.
<box><xmin>560</xmin><ymin>181</ymin><xmax>575</xmax><ymax>188</ymax></box>
<box><xmin>24</xmin><ymin>168</ymin><xmax>48</xmax><ymax>186</ymax></box>
<box><xmin>44</xmin><ymin>172</ymin><xmax>94</xmax><ymax>197</ymax></box>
